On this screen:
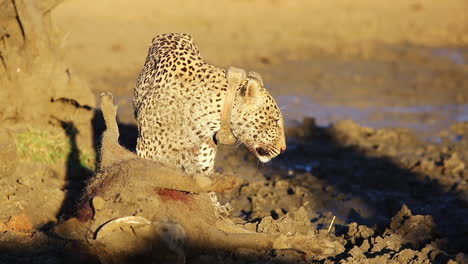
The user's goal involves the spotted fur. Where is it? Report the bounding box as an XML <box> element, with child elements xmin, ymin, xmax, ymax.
<box><xmin>133</xmin><ymin>33</ymin><xmax>286</xmax><ymax>174</ymax></box>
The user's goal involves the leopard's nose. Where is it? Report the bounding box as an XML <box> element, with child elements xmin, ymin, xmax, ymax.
<box><xmin>278</xmin><ymin>128</ymin><xmax>287</xmax><ymax>154</ymax></box>
<box><xmin>277</xmin><ymin>136</ymin><xmax>286</xmax><ymax>154</ymax></box>
<box><xmin>280</xmin><ymin>145</ymin><xmax>286</xmax><ymax>153</ymax></box>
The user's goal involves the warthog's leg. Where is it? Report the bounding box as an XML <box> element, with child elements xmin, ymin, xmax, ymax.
<box><xmin>99</xmin><ymin>92</ymin><xmax>136</xmax><ymax>169</ymax></box>
<box><xmin>197</xmin><ymin>226</ymin><xmax>274</xmax><ymax>252</ymax></box>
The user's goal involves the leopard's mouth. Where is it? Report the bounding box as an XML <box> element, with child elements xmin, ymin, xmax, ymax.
<box><xmin>255</xmin><ymin>147</ymin><xmax>271</xmax><ymax>163</ymax></box>
<box><xmin>252</xmin><ymin>145</ymin><xmax>281</xmax><ymax>163</ymax></box>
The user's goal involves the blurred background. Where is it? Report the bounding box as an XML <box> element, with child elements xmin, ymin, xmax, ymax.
<box><xmin>54</xmin><ymin>0</ymin><xmax>468</xmax><ymax>139</ymax></box>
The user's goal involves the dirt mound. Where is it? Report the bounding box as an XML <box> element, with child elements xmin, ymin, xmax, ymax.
<box><xmin>0</xmin><ymin>0</ymin><xmax>95</xmax><ymax>228</ymax></box>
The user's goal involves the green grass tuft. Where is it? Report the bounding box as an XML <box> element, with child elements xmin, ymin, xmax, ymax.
<box><xmin>15</xmin><ymin>127</ymin><xmax>95</xmax><ymax>170</ymax></box>
<box><xmin>15</xmin><ymin>128</ymin><xmax>69</xmax><ymax>165</ymax></box>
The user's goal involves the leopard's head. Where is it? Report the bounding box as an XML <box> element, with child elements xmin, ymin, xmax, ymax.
<box><xmin>231</xmin><ymin>72</ymin><xmax>286</xmax><ymax>163</ymax></box>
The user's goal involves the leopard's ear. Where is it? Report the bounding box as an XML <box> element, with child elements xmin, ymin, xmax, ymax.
<box><xmin>241</xmin><ymin>78</ymin><xmax>261</xmax><ymax>99</ymax></box>
<box><xmin>240</xmin><ymin>71</ymin><xmax>263</xmax><ymax>101</ymax></box>
<box><xmin>248</xmin><ymin>71</ymin><xmax>263</xmax><ymax>86</ymax></box>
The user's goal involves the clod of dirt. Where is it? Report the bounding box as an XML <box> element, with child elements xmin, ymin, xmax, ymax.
<box><xmin>369</xmin><ymin>205</ymin><xmax>436</xmax><ymax>255</ymax></box>
<box><xmin>347</xmin><ymin>222</ymin><xmax>374</xmax><ymax>244</ymax></box>
<box><xmin>331</xmin><ymin>119</ymin><xmax>418</xmax><ymax>151</ymax></box>
<box><xmin>442</xmin><ymin>152</ymin><xmax>466</xmax><ymax>175</ymax></box>
<box><xmin>0</xmin><ymin>214</ymin><xmax>33</xmax><ymax>236</ymax></box>
<box><xmin>331</xmin><ymin>119</ymin><xmax>376</xmax><ymax>146</ymax></box>
<box><xmin>257</xmin><ymin>206</ymin><xmax>314</xmax><ymax>235</ymax></box>
<box><xmin>234</xmin><ymin>180</ymin><xmax>315</xmax><ymax>220</ymax></box>
<box><xmin>0</xmin><ymin>159</ymin><xmax>66</xmax><ymax>228</ymax></box>
<box><xmin>388</xmin><ymin>205</ymin><xmax>436</xmax><ymax>249</ymax></box>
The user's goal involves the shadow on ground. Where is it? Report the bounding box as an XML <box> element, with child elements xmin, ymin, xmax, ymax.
<box><xmin>270</xmin><ymin>121</ymin><xmax>467</xmax><ymax>255</ymax></box>
<box><xmin>55</xmin><ymin>109</ymin><xmax>138</xmax><ymax>221</ymax></box>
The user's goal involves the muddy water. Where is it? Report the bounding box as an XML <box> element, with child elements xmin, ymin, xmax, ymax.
<box><xmin>278</xmin><ymin>95</ymin><xmax>468</xmax><ymax>140</ymax></box>
<box><xmin>260</xmin><ymin>46</ymin><xmax>468</xmax><ymax>141</ymax></box>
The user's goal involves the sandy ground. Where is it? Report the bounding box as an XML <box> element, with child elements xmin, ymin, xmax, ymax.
<box><xmin>1</xmin><ymin>0</ymin><xmax>468</xmax><ymax>263</ymax></box>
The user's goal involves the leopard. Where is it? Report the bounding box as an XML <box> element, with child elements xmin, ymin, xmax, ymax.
<box><xmin>133</xmin><ymin>33</ymin><xmax>286</xmax><ymax>175</ymax></box>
